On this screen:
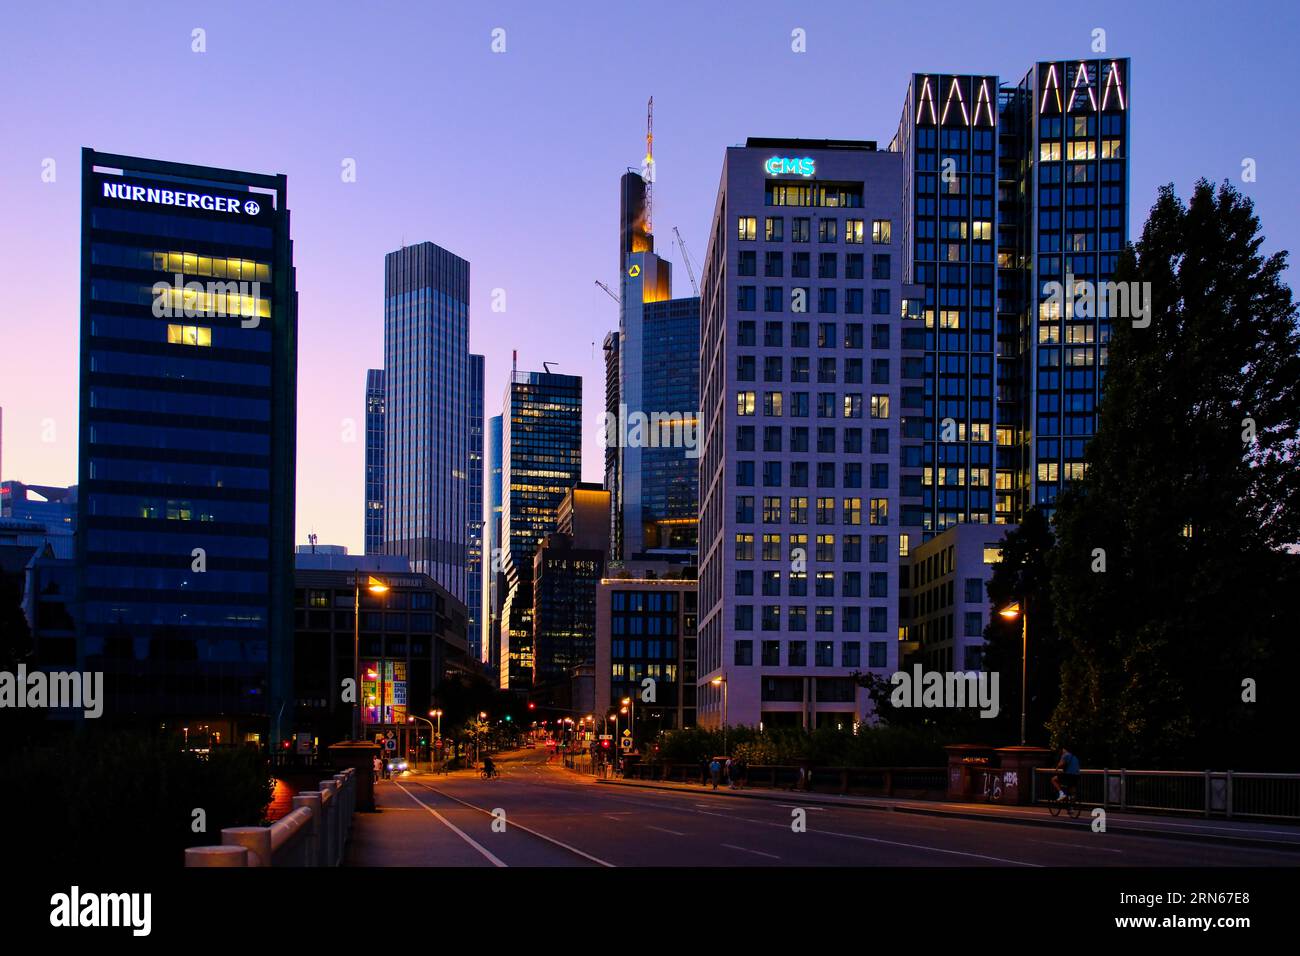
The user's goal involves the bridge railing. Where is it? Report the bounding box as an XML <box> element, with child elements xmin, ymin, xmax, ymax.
<box><xmin>615</xmin><ymin>761</ymin><xmax>946</xmax><ymax>796</ymax></box>
<box><xmin>1031</xmin><ymin>768</ymin><xmax>1300</xmax><ymax>820</ymax></box>
<box><xmin>184</xmin><ymin>768</ymin><xmax>357</xmax><ymax>867</ymax></box>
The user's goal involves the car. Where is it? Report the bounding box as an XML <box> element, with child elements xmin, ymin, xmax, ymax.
<box><xmin>387</xmin><ymin>758</ymin><xmax>408</xmax><ymax>774</ymax></box>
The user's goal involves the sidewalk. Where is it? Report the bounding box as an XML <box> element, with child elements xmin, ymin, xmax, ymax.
<box><xmin>591</xmin><ymin>774</ymin><xmax>1300</xmax><ymax>851</ymax></box>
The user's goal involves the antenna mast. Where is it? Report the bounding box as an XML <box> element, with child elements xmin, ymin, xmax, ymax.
<box><xmin>642</xmin><ymin>96</ymin><xmax>654</xmax><ymax>238</ymax></box>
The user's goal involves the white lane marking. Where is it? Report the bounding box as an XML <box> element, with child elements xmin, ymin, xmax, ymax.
<box><xmin>776</xmin><ymin>804</ymin><xmax>825</xmax><ymax>811</ymax></box>
<box><xmin>721</xmin><ymin>843</ymin><xmax>781</xmax><ymax>860</ymax></box>
<box><xmin>394</xmin><ymin>782</ymin><xmax>506</xmax><ymax>868</ymax></box>
<box><xmin>646</xmin><ymin>825</ymin><xmax>687</xmax><ymax>836</ymax></box>
<box><xmin>410</xmin><ymin>781</ymin><xmax>616</xmax><ymax>868</ymax></box>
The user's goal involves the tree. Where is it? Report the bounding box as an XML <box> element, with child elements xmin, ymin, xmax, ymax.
<box><xmin>1048</xmin><ymin>180</ymin><xmax>1300</xmax><ymax>768</ymax></box>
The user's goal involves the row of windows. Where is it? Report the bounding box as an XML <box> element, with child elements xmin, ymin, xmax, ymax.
<box><xmin>739</xmin><ymin>217</ymin><xmax>891</xmax><ymax>244</ymax></box>
<box><xmin>735</xmin><ymin>391</ymin><xmax>889</xmax><ymax>419</ymax></box>
<box><xmin>737</xmin><ymin>425</ymin><xmax>890</xmax><ymax>454</ymax></box>
<box><xmin>734</xmin><ymin>526</ymin><xmax>890</xmax><ymax>561</ymax></box>
<box><xmin>738</xmin><ymin>250</ymin><xmax>890</xmax><ymax>279</ymax></box>
<box><xmin>736</xmin><ymin>495</ymin><xmax>887</xmax><ymax>524</ymax></box>
<box><xmin>737</xmin><ymin>567</ymin><xmax>890</xmax><ymax>594</ymax></box>
<box><xmin>735</xmin><ymin>320</ymin><xmax>891</xmax><ymax>349</ymax></box>
<box><xmin>737</xmin><ymin>355</ymin><xmax>891</xmax><ymax>384</ymax></box>
<box><xmin>736</xmin><ymin>285</ymin><xmax>890</xmax><ymax>315</ymax></box>
<box><xmin>732</xmin><ymin>639</ymin><xmax>887</xmax><ymax>667</ymax></box>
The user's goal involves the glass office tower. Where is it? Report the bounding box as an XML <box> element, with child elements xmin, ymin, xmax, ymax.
<box><xmin>364</xmin><ymin>368</ymin><xmax>385</xmax><ymax>555</ymax></box>
<box><xmin>77</xmin><ymin>148</ymin><xmax>297</xmax><ymax>744</ymax></box>
<box><xmin>612</xmin><ymin>170</ymin><xmax>701</xmax><ymax>562</ymax></box>
<box><xmin>893</xmin><ymin>59</ymin><xmax>1130</xmax><ymax>532</ymax></box>
<box><xmin>466</xmin><ymin>352</ymin><xmax>485</xmax><ymax>660</ymax></box>
<box><xmin>498</xmin><ymin>369</ymin><xmax>582</xmax><ymax>688</ymax></box>
<box><xmin>382</xmin><ymin>241</ymin><xmax>471</xmax><ymax>601</ymax></box>
<box><xmin>481</xmin><ymin>413</ymin><xmax>503</xmax><ymax>666</ymax></box>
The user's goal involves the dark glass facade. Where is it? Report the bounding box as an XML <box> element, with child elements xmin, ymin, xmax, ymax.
<box><xmin>498</xmin><ymin>370</ymin><xmax>582</xmax><ymax>688</ymax></box>
<box><xmin>77</xmin><ymin>148</ymin><xmax>297</xmax><ymax>743</ymax></box>
<box><xmin>892</xmin><ymin>59</ymin><xmax>1130</xmax><ymax>534</ymax></box>
<box><xmin>383</xmin><ymin>242</ymin><xmax>471</xmax><ymax>601</ymax></box>
<box><xmin>466</xmin><ymin>352</ymin><xmax>485</xmax><ymax>660</ymax></box>
<box><xmin>364</xmin><ymin>368</ymin><xmax>385</xmax><ymax>555</ymax></box>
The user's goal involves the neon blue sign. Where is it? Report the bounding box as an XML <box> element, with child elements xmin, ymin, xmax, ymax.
<box><xmin>763</xmin><ymin>156</ymin><xmax>815</xmax><ymax>177</ymax></box>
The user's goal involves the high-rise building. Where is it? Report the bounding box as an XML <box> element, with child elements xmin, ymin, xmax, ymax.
<box><xmin>466</xmin><ymin>352</ymin><xmax>485</xmax><ymax>660</ymax></box>
<box><xmin>481</xmin><ymin>414</ymin><xmax>503</xmax><ymax>666</ymax></box>
<box><xmin>364</xmin><ymin>368</ymin><xmax>385</xmax><ymax>555</ymax></box>
<box><xmin>608</xmin><ymin>170</ymin><xmax>700</xmax><ymax>563</ymax></box>
<box><xmin>498</xmin><ymin>367</ymin><xmax>582</xmax><ymax>688</ymax></box>
<box><xmin>697</xmin><ymin>139</ymin><xmax>918</xmax><ymax>729</ymax></box>
<box><xmin>531</xmin><ymin>532</ymin><xmax>605</xmax><ymax>693</ymax></box>
<box><xmin>77</xmin><ymin>148</ymin><xmax>297</xmax><ymax>744</ymax></box>
<box><xmin>891</xmin><ymin>59</ymin><xmax>1131</xmax><ymax>533</ymax></box>
<box><xmin>382</xmin><ymin>242</ymin><xmax>471</xmax><ymax>601</ymax></box>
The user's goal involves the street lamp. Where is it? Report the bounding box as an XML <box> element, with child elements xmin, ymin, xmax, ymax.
<box><xmin>353</xmin><ymin>574</ymin><xmax>388</xmax><ymax>741</ymax></box>
<box><xmin>477</xmin><ymin>711</ymin><xmax>487</xmax><ymax>764</ymax></box>
<box><xmin>430</xmin><ymin>709</ymin><xmax>443</xmax><ymax>765</ymax></box>
<box><xmin>711</xmin><ymin>675</ymin><xmax>729</xmax><ymax>755</ymax></box>
<box><xmin>407</xmin><ymin>714</ymin><xmax>435</xmax><ymax>771</ymax></box>
<box><xmin>999</xmin><ymin>601</ymin><xmax>1028</xmax><ymax>746</ymax></box>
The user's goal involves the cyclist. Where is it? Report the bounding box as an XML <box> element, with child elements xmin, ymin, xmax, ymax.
<box><xmin>1051</xmin><ymin>745</ymin><xmax>1080</xmax><ymax>802</ymax></box>
<box><xmin>482</xmin><ymin>754</ymin><xmax>497</xmax><ymax>779</ymax></box>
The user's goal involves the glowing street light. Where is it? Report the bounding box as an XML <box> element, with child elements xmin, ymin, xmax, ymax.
<box><xmin>999</xmin><ymin>601</ymin><xmax>1029</xmax><ymax>746</ymax></box>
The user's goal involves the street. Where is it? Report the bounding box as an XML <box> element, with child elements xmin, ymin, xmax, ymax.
<box><xmin>346</xmin><ymin>749</ymin><xmax>1297</xmax><ymax>867</ymax></box>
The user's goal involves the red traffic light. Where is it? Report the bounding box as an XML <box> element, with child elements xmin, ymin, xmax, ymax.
<box><xmin>527</xmin><ymin>702</ymin><xmax>536</xmax><ymax>710</ymax></box>
<box><xmin>601</xmin><ymin>740</ymin><xmax>610</xmax><ymax>749</ymax></box>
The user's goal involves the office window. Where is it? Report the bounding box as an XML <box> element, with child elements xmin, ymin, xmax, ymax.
<box><xmin>738</xmin><ymin>216</ymin><xmax>757</xmax><ymax>241</ymax></box>
<box><xmin>872</xmin><ymin>220</ymin><xmax>892</xmax><ymax>244</ymax></box>
<box><xmin>792</xmin><ymin>217</ymin><xmax>810</xmax><ymax>242</ymax></box>
<box><xmin>818</xmin><ymin>219</ymin><xmax>838</xmax><ymax>243</ymax></box>
<box><xmin>738</xmin><ymin>250</ymin><xmax>757</xmax><ymax>276</ymax></box>
<box><xmin>762</xmin><ymin>606</ymin><xmax>781</xmax><ymax>632</ymax></box>
<box><xmin>735</xmin><ymin>495</ymin><xmax>754</xmax><ymax>523</ymax></box>
<box><xmin>762</xmin><ymin>570</ymin><xmax>781</xmax><ymax>595</ymax></box>
<box><xmin>735</xmin><ymin>533</ymin><xmax>754</xmax><ymax>561</ymax></box>
<box><xmin>788</xmin><ymin>607</ymin><xmax>807</xmax><ymax>632</ymax></box>
<box><xmin>789</xmin><ymin>640</ymin><xmax>808</xmax><ymax>665</ymax></box>
<box><xmin>763</xmin><ymin>496</ymin><xmax>782</xmax><ymax>523</ymax></box>
<box><xmin>735</xmin><ymin>637</ymin><xmax>754</xmax><ymax>661</ymax></box>
<box><xmin>762</xmin><ymin>640</ymin><xmax>781</xmax><ymax>665</ymax></box>
<box><xmin>815</xmin><ymin>607</ymin><xmax>834</xmax><ymax>632</ymax></box>
<box><xmin>764</xmin><ymin>321</ymin><xmax>784</xmax><ymax>347</ymax></box>
<box><xmin>872</xmin><ymin>254</ymin><xmax>891</xmax><ymax>280</ymax></box>
<box><xmin>842</xmin><ymin>642</ymin><xmax>861</xmax><ymax>667</ymax></box>
<box><xmin>868</xmin><ymin>642</ymin><xmax>888</xmax><ymax>668</ymax></box>
<box><xmin>764</xmin><ymin>287</ymin><xmax>784</xmax><ymax>312</ymax></box>
<box><xmin>845</xmin><ymin>219</ymin><xmax>864</xmax><ymax>244</ymax></box>
<box><xmin>816</xmin><ymin>641</ymin><xmax>834</xmax><ymax>666</ymax></box>
<box><xmin>765</xmin><ymin>217</ymin><xmax>784</xmax><ymax>242</ymax></box>
<box><xmin>869</xmin><ymin>498</ymin><xmax>888</xmax><ymax>525</ymax></box>
<box><xmin>737</xmin><ymin>391</ymin><xmax>756</xmax><ymax>415</ymax></box>
<box><xmin>738</xmin><ymin>286</ymin><xmax>757</xmax><ymax>311</ymax></box>
<box><xmin>789</xmin><ymin>496</ymin><xmax>808</xmax><ymax>524</ymax></box>
<box><xmin>735</xmin><ymin>570</ymin><xmax>754</xmax><ymax>595</ymax></box>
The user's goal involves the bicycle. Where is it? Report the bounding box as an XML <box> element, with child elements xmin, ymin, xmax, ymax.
<box><xmin>1048</xmin><ymin>783</ymin><xmax>1083</xmax><ymax>819</ymax></box>
<box><xmin>480</xmin><ymin>766</ymin><xmax>499</xmax><ymax>780</ymax></box>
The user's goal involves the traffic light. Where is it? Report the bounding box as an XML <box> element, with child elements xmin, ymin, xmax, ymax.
<box><xmin>527</xmin><ymin>702</ymin><xmax>536</xmax><ymax>710</ymax></box>
<box><xmin>504</xmin><ymin>715</ymin><xmax>512</xmax><ymax>722</ymax></box>
<box><xmin>601</xmin><ymin>740</ymin><xmax>610</xmax><ymax>749</ymax></box>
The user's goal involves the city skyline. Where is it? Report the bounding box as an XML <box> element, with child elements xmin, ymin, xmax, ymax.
<box><xmin>1</xmin><ymin>0</ymin><xmax>1297</xmax><ymax>557</ymax></box>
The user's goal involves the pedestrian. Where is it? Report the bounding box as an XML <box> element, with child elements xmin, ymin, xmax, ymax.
<box><xmin>372</xmin><ymin>754</ymin><xmax>381</xmax><ymax>784</ymax></box>
<box><xmin>709</xmin><ymin>757</ymin><xmax>722</xmax><ymax>790</ymax></box>
<box><xmin>733</xmin><ymin>757</ymin><xmax>747</xmax><ymax>791</ymax></box>
<box><xmin>726</xmin><ymin>757</ymin><xmax>736</xmax><ymax>789</ymax></box>
<box><xmin>700</xmin><ymin>757</ymin><xmax>710</xmax><ymax>787</ymax></box>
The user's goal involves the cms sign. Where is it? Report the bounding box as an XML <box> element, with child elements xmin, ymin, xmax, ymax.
<box><xmin>763</xmin><ymin>156</ymin><xmax>815</xmax><ymax>177</ymax></box>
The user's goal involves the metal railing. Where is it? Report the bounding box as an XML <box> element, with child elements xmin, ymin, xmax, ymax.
<box><xmin>591</xmin><ymin>760</ymin><xmax>946</xmax><ymax>796</ymax></box>
<box><xmin>1031</xmin><ymin>768</ymin><xmax>1300</xmax><ymax>820</ymax></box>
<box><xmin>184</xmin><ymin>768</ymin><xmax>357</xmax><ymax>867</ymax></box>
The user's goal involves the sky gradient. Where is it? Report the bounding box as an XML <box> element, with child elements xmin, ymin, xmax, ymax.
<box><xmin>2</xmin><ymin>0</ymin><xmax>1296</xmax><ymax>553</ymax></box>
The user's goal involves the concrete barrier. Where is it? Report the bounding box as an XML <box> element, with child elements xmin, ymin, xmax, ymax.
<box><xmin>185</xmin><ymin>767</ymin><xmax>357</xmax><ymax>867</ymax></box>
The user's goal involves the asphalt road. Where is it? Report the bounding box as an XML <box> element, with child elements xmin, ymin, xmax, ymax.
<box><xmin>346</xmin><ymin>748</ymin><xmax>1296</xmax><ymax>867</ymax></box>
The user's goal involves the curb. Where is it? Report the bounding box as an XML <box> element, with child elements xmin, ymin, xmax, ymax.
<box><xmin>594</xmin><ymin>777</ymin><xmax>1300</xmax><ymax>852</ymax></box>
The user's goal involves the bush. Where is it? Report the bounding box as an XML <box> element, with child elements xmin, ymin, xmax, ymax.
<box><xmin>0</xmin><ymin>728</ymin><xmax>274</xmax><ymax>868</ymax></box>
<box><xmin>653</xmin><ymin>724</ymin><xmax>949</xmax><ymax>769</ymax></box>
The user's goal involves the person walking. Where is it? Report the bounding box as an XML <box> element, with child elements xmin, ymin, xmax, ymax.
<box><xmin>733</xmin><ymin>756</ymin><xmax>747</xmax><ymax>791</ymax></box>
<box><xmin>372</xmin><ymin>754</ymin><xmax>381</xmax><ymax>784</ymax></box>
<box><xmin>709</xmin><ymin>757</ymin><xmax>722</xmax><ymax>790</ymax></box>
<box><xmin>699</xmin><ymin>757</ymin><xmax>710</xmax><ymax>787</ymax></box>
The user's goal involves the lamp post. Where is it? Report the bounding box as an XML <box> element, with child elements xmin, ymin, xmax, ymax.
<box><xmin>711</xmin><ymin>675</ymin><xmax>729</xmax><ymax>755</ymax></box>
<box><xmin>477</xmin><ymin>711</ymin><xmax>487</xmax><ymax>764</ymax></box>
<box><xmin>352</xmin><ymin>573</ymin><xmax>389</xmax><ymax>741</ymax></box>
<box><xmin>407</xmin><ymin>715</ymin><xmax>435</xmax><ymax>771</ymax></box>
<box><xmin>999</xmin><ymin>601</ymin><xmax>1028</xmax><ymax>746</ymax></box>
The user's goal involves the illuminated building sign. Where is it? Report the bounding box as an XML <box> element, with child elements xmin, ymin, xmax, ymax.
<box><xmin>100</xmin><ymin>179</ymin><xmax>265</xmax><ymax>216</ymax></box>
<box><xmin>764</xmin><ymin>156</ymin><xmax>816</xmax><ymax>177</ymax></box>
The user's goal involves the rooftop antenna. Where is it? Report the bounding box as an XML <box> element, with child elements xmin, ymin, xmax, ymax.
<box><xmin>542</xmin><ymin>361</ymin><xmax>557</xmax><ymax>374</ymax></box>
<box><xmin>642</xmin><ymin>96</ymin><xmax>654</xmax><ymax>237</ymax></box>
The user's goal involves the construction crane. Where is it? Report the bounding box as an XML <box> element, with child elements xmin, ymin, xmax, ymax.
<box><xmin>673</xmin><ymin>226</ymin><xmax>700</xmax><ymax>295</ymax></box>
<box><xmin>594</xmin><ymin>279</ymin><xmax>620</xmax><ymax>305</ymax></box>
<box><xmin>642</xmin><ymin>96</ymin><xmax>655</xmax><ymax>238</ymax></box>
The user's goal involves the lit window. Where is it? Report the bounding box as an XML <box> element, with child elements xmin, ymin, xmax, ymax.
<box><xmin>738</xmin><ymin>217</ymin><xmax>757</xmax><ymax>241</ymax></box>
<box><xmin>871</xmin><ymin>220</ymin><xmax>892</xmax><ymax>244</ymax></box>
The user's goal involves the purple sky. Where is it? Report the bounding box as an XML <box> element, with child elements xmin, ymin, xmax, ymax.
<box><xmin>2</xmin><ymin>0</ymin><xmax>1295</xmax><ymax>554</ymax></box>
